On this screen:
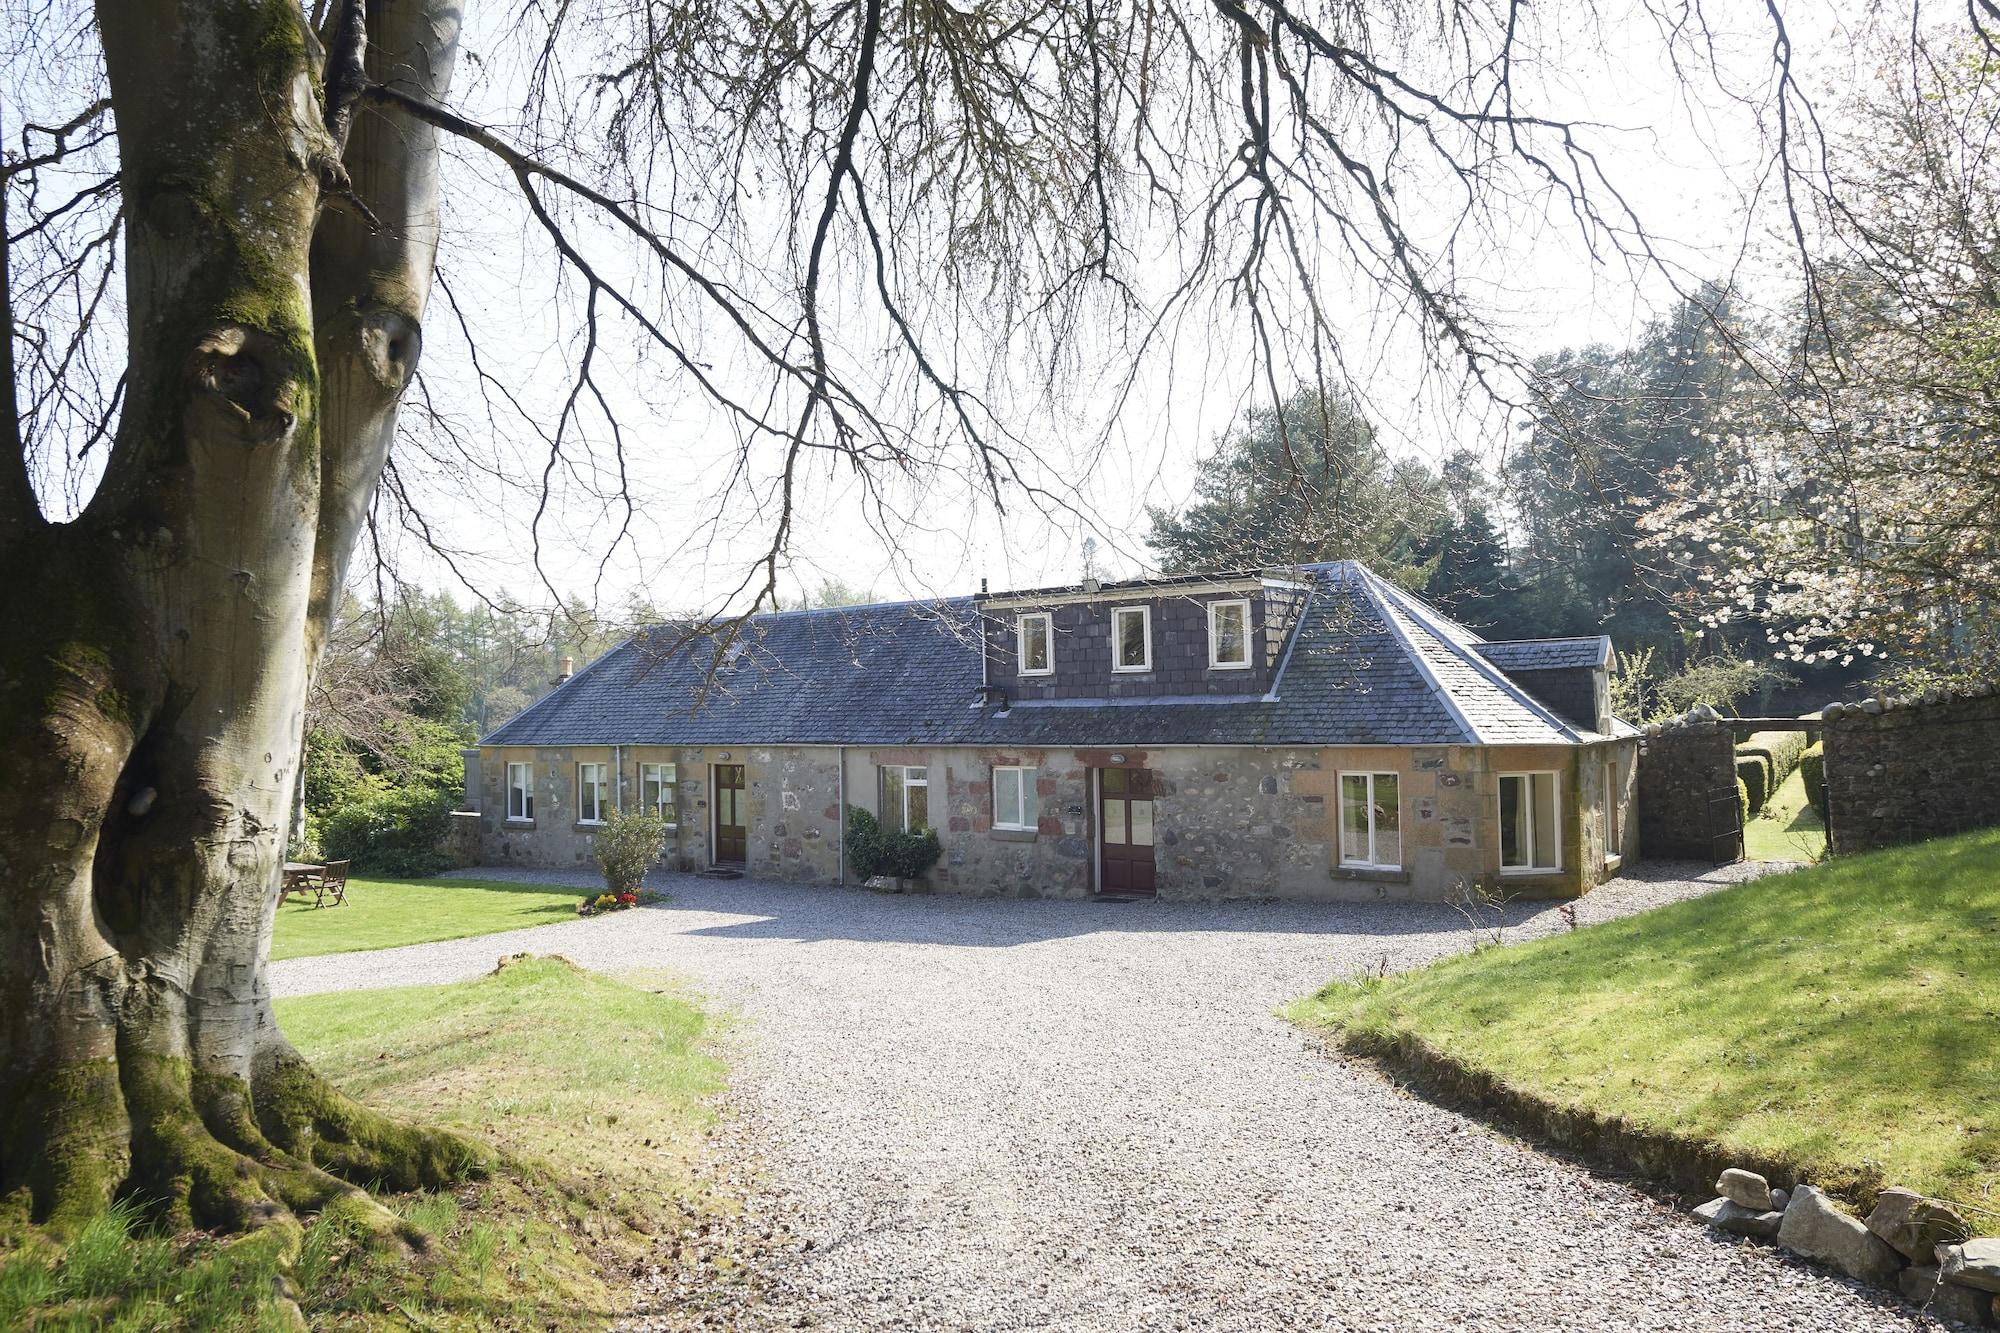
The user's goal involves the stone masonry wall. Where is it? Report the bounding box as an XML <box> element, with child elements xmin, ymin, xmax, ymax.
<box><xmin>1823</xmin><ymin>690</ymin><xmax>2000</xmax><ymax>855</ymax></box>
<box><xmin>477</xmin><ymin>744</ymin><xmax>843</xmax><ymax>882</ymax></box>
<box><xmin>1636</xmin><ymin>723</ymin><xmax>1738</xmax><ymax>861</ymax></box>
<box><xmin>475</xmin><ymin>739</ymin><xmax>1635</xmax><ymax>901</ymax></box>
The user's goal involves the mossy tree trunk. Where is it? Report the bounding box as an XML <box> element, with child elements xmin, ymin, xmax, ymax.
<box><xmin>0</xmin><ymin>0</ymin><xmax>474</xmax><ymax>1246</ymax></box>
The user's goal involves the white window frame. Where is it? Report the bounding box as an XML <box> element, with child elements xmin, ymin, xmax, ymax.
<box><xmin>1499</xmin><ymin>770</ymin><xmax>1562</xmax><ymax>874</ymax></box>
<box><xmin>992</xmin><ymin>765</ymin><xmax>1037</xmax><ymax>831</ymax></box>
<box><xmin>1016</xmin><ymin>612</ymin><xmax>1054</xmax><ymax>677</ymax></box>
<box><xmin>1111</xmin><ymin>605</ymin><xmax>1152</xmax><ymax>673</ymax></box>
<box><xmin>1207</xmin><ymin>598</ymin><xmax>1253</xmax><ymax>670</ymax></box>
<box><xmin>640</xmin><ymin>761</ymin><xmax>678</xmax><ymax>827</ymax></box>
<box><xmin>506</xmin><ymin>761</ymin><xmax>534</xmax><ymax>823</ymax></box>
<box><xmin>1338</xmin><ymin>771</ymin><xmax>1402</xmax><ymax>870</ymax></box>
<box><xmin>881</xmin><ymin>765</ymin><xmax>931</xmax><ymax>833</ymax></box>
<box><xmin>576</xmin><ymin>762</ymin><xmax>608</xmax><ymax>826</ymax></box>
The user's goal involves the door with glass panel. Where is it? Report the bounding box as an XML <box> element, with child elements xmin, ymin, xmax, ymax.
<box><xmin>1098</xmin><ymin>767</ymin><xmax>1157</xmax><ymax>895</ymax></box>
<box><xmin>712</xmin><ymin>763</ymin><xmax>747</xmax><ymax>864</ymax></box>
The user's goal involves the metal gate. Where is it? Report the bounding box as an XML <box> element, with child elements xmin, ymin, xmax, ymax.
<box><xmin>1707</xmin><ymin>785</ymin><xmax>1744</xmax><ymax>864</ymax></box>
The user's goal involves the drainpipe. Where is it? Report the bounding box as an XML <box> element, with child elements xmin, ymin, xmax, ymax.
<box><xmin>836</xmin><ymin>745</ymin><xmax>846</xmax><ymax>885</ymax></box>
<box><xmin>613</xmin><ymin>744</ymin><xmax>623</xmax><ymax>812</ymax></box>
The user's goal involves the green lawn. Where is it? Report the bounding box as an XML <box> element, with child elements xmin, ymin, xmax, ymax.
<box><xmin>1743</xmin><ymin>764</ymin><xmax>1827</xmax><ymax>863</ymax></box>
<box><xmin>271</xmin><ymin>875</ymin><xmax>587</xmax><ymax>961</ymax></box>
<box><xmin>1</xmin><ymin>957</ymin><xmax>732</xmax><ymax>1330</ymax></box>
<box><xmin>1289</xmin><ymin>827</ymin><xmax>2000</xmax><ymax>1214</ymax></box>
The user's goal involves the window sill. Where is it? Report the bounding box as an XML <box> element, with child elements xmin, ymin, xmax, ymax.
<box><xmin>504</xmin><ymin>818</ymin><xmax>535</xmax><ymax>827</ymax></box>
<box><xmin>576</xmin><ymin>821</ymin><xmax>606</xmax><ymax>830</ymax></box>
<box><xmin>990</xmin><ymin>827</ymin><xmax>1037</xmax><ymax>842</ymax></box>
<box><xmin>1332</xmin><ymin>864</ymin><xmax>1410</xmax><ymax>885</ymax></box>
<box><xmin>1603</xmin><ymin>853</ymin><xmax>1623</xmax><ymax>872</ymax></box>
<box><xmin>1017</xmin><ymin>670</ymin><xmax>1053</xmax><ymax>679</ymax></box>
<box><xmin>1110</xmin><ymin>667</ymin><xmax>1153</xmax><ymax>675</ymax></box>
<box><xmin>1207</xmin><ymin>661</ymin><xmax>1252</xmax><ymax>671</ymax></box>
<box><xmin>1500</xmin><ymin>867</ymin><xmax>1563</xmax><ymax>878</ymax></box>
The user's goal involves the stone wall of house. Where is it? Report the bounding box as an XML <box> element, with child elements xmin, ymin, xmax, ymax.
<box><xmin>1297</xmin><ymin>743</ymin><xmax>1627</xmax><ymax>902</ymax></box>
<box><xmin>1636</xmin><ymin>721</ymin><xmax>1739</xmax><ymax>861</ymax></box>
<box><xmin>476</xmin><ymin>744</ymin><xmax>845</xmax><ymax>882</ymax></box>
<box><xmin>474</xmin><ymin>738</ymin><xmax>1637</xmax><ymax>901</ymax></box>
<box><xmin>1823</xmin><ymin>689</ymin><xmax>2000</xmax><ymax>855</ymax></box>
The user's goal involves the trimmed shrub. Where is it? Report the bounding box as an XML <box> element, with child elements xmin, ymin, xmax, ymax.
<box><xmin>1800</xmin><ymin>743</ymin><xmax>1827</xmax><ymax>818</ymax></box>
<box><xmin>1742</xmin><ymin>730</ymin><xmax>1808</xmax><ymax>788</ymax></box>
<box><xmin>595</xmin><ymin>807</ymin><xmax>669</xmax><ymax>895</ymax></box>
<box><xmin>844</xmin><ymin>806</ymin><xmax>943</xmax><ymax>885</ymax></box>
<box><xmin>1737</xmin><ymin>777</ymin><xmax>1752</xmax><ymax>829</ymax></box>
<box><xmin>1735</xmin><ymin>754</ymin><xmax>1771</xmax><ymax>816</ymax></box>
<box><xmin>320</xmin><ymin>785</ymin><xmax>456</xmax><ymax>877</ymax></box>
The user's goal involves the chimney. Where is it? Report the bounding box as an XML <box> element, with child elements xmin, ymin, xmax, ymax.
<box><xmin>557</xmin><ymin>655</ymin><xmax>575</xmax><ymax>684</ymax></box>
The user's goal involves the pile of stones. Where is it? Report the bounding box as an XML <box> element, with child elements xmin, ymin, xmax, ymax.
<box><xmin>1695</xmin><ymin>1169</ymin><xmax>1998</xmax><ymax>1325</ymax></box>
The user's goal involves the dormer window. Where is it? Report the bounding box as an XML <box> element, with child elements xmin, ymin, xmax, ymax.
<box><xmin>1017</xmin><ymin>612</ymin><xmax>1053</xmax><ymax>676</ymax></box>
<box><xmin>1111</xmin><ymin>606</ymin><xmax>1151</xmax><ymax>672</ymax></box>
<box><xmin>1208</xmin><ymin>598</ymin><xmax>1251</xmax><ymax>669</ymax></box>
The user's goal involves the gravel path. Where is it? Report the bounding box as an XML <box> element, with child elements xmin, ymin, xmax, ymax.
<box><xmin>273</xmin><ymin>864</ymin><xmax>1931</xmax><ymax>1331</ymax></box>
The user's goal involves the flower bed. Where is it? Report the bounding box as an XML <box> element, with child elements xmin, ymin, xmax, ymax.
<box><xmin>576</xmin><ymin>889</ymin><xmax>665</xmax><ymax>918</ymax></box>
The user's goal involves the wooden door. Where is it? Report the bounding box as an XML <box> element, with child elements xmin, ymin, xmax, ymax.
<box><xmin>713</xmin><ymin>764</ymin><xmax>747</xmax><ymax>864</ymax></box>
<box><xmin>1098</xmin><ymin>767</ymin><xmax>1157</xmax><ymax>895</ymax></box>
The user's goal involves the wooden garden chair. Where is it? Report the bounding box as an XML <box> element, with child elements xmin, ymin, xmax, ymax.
<box><xmin>315</xmin><ymin>860</ymin><xmax>351</xmax><ymax>908</ymax></box>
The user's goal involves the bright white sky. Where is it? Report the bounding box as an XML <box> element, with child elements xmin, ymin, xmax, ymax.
<box><xmin>6</xmin><ymin>1</ymin><xmax>1901</xmax><ymax>619</ymax></box>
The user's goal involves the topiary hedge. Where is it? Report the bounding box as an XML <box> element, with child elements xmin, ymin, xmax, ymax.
<box><xmin>1736</xmin><ymin>776</ymin><xmax>1751</xmax><ymax>830</ymax></box>
<box><xmin>1800</xmin><ymin>743</ymin><xmax>1826</xmax><ymax>818</ymax></box>
<box><xmin>844</xmin><ymin>805</ymin><xmax>943</xmax><ymax>886</ymax></box>
<box><xmin>1735</xmin><ymin>754</ymin><xmax>1771</xmax><ymax>816</ymax></box>
<box><xmin>1741</xmin><ymin>730</ymin><xmax>1808</xmax><ymax>788</ymax></box>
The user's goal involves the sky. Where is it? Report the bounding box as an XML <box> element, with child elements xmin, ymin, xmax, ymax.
<box><xmin>4</xmin><ymin>0</ymin><xmax>1895</xmax><ymax>620</ymax></box>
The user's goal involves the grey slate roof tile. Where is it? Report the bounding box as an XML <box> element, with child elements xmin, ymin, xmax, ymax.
<box><xmin>1474</xmin><ymin>637</ymin><xmax>1614</xmax><ymax>672</ymax></box>
<box><xmin>480</xmin><ymin>562</ymin><xmax>1608</xmax><ymax>750</ymax></box>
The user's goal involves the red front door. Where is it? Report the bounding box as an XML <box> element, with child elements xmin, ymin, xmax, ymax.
<box><xmin>713</xmin><ymin>764</ymin><xmax>747</xmax><ymax>864</ymax></box>
<box><xmin>1098</xmin><ymin>767</ymin><xmax>1157</xmax><ymax>896</ymax></box>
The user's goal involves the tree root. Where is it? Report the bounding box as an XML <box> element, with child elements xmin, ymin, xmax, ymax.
<box><xmin>253</xmin><ymin>1041</ymin><xmax>489</xmax><ymax>1198</ymax></box>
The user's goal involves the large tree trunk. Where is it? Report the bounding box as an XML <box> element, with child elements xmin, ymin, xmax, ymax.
<box><xmin>0</xmin><ymin>0</ymin><xmax>471</xmax><ymax>1250</ymax></box>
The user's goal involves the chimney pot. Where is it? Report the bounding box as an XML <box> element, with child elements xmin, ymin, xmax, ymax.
<box><xmin>558</xmin><ymin>655</ymin><xmax>575</xmax><ymax>682</ymax></box>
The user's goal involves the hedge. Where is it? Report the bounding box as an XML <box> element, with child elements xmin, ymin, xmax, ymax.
<box><xmin>1740</xmin><ymin>730</ymin><xmax>1809</xmax><ymax>788</ymax></box>
<box><xmin>320</xmin><ymin>785</ymin><xmax>457</xmax><ymax>877</ymax></box>
<box><xmin>1800</xmin><ymin>743</ymin><xmax>1827</xmax><ymax>818</ymax></box>
<box><xmin>1735</xmin><ymin>754</ymin><xmax>1772</xmax><ymax>816</ymax></box>
<box><xmin>844</xmin><ymin>805</ymin><xmax>943</xmax><ymax>884</ymax></box>
<box><xmin>1736</xmin><ymin>777</ymin><xmax>1752</xmax><ymax>830</ymax></box>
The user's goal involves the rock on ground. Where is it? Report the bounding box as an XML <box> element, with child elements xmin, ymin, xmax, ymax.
<box><xmin>1777</xmin><ymin>1186</ymin><xmax>1904</xmax><ymax>1288</ymax></box>
<box><xmin>274</xmin><ymin>860</ymin><xmax>1926</xmax><ymax>1332</ymax></box>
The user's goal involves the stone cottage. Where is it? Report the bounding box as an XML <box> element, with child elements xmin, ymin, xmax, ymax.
<box><xmin>467</xmin><ymin>561</ymin><xmax>1640</xmax><ymax>901</ymax></box>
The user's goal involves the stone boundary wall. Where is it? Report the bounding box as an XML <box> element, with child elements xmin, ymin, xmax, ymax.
<box><xmin>1636</xmin><ymin>720</ymin><xmax>1737</xmax><ymax>861</ymax></box>
<box><xmin>1823</xmin><ymin>689</ymin><xmax>2000</xmax><ymax>855</ymax></box>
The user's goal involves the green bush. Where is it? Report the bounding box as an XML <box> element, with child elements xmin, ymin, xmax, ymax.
<box><xmin>321</xmin><ymin>786</ymin><xmax>456</xmax><ymax>877</ymax></box>
<box><xmin>844</xmin><ymin>806</ymin><xmax>942</xmax><ymax>884</ymax></box>
<box><xmin>1737</xmin><ymin>777</ymin><xmax>1752</xmax><ymax>829</ymax></box>
<box><xmin>1742</xmin><ymin>730</ymin><xmax>1808</xmax><ymax>788</ymax></box>
<box><xmin>1735</xmin><ymin>754</ymin><xmax>1771</xmax><ymax>816</ymax></box>
<box><xmin>595</xmin><ymin>807</ymin><xmax>669</xmax><ymax>894</ymax></box>
<box><xmin>1801</xmin><ymin>743</ymin><xmax>1827</xmax><ymax>817</ymax></box>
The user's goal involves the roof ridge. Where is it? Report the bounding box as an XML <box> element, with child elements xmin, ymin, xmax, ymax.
<box><xmin>1350</xmin><ymin>567</ymin><xmax>1481</xmax><ymax>745</ymax></box>
<box><xmin>1371</xmin><ymin>580</ymin><xmax>1589</xmax><ymax>743</ymax></box>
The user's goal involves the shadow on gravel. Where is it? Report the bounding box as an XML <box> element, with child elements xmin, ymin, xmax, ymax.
<box><xmin>621</xmin><ymin>859</ymin><xmax>1748</xmax><ymax>950</ymax></box>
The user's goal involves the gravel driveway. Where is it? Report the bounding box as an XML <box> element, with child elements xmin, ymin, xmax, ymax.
<box><xmin>273</xmin><ymin>864</ymin><xmax>1930</xmax><ymax>1332</ymax></box>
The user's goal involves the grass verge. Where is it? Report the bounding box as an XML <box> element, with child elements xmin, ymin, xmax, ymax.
<box><xmin>1289</xmin><ymin>828</ymin><xmax>2000</xmax><ymax>1218</ymax></box>
<box><xmin>1</xmin><ymin>956</ymin><xmax>735</xmax><ymax>1330</ymax></box>
<box><xmin>1743</xmin><ymin>765</ymin><xmax>1827</xmax><ymax>863</ymax></box>
<box><xmin>271</xmin><ymin>876</ymin><xmax>587</xmax><ymax>961</ymax></box>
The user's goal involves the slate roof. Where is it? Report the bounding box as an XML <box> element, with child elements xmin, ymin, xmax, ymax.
<box><xmin>480</xmin><ymin>562</ymin><xmax>1625</xmax><ymax>750</ymax></box>
<box><xmin>1474</xmin><ymin>637</ymin><xmax>1614</xmax><ymax>672</ymax></box>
